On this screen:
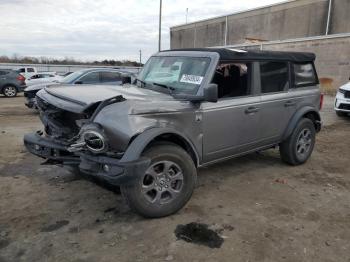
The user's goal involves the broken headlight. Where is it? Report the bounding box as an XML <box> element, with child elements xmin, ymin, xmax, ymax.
<box><xmin>68</xmin><ymin>124</ymin><xmax>108</xmax><ymax>154</ymax></box>
<box><xmin>83</xmin><ymin>130</ymin><xmax>106</xmax><ymax>153</ymax></box>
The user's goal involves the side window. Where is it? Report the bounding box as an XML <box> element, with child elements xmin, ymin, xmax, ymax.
<box><xmin>293</xmin><ymin>62</ymin><xmax>317</xmax><ymax>87</ymax></box>
<box><xmin>30</xmin><ymin>74</ymin><xmax>40</xmax><ymax>79</ymax></box>
<box><xmin>78</xmin><ymin>72</ymin><xmax>100</xmax><ymax>84</ymax></box>
<box><xmin>19</xmin><ymin>68</ymin><xmax>25</xmax><ymax>73</ymax></box>
<box><xmin>27</xmin><ymin>68</ymin><xmax>35</xmax><ymax>73</ymax></box>
<box><xmin>212</xmin><ymin>62</ymin><xmax>251</xmax><ymax>99</ymax></box>
<box><xmin>100</xmin><ymin>72</ymin><xmax>122</xmax><ymax>82</ymax></box>
<box><xmin>260</xmin><ymin>62</ymin><xmax>289</xmax><ymax>94</ymax></box>
<box><xmin>0</xmin><ymin>70</ymin><xmax>8</xmax><ymax>75</ymax></box>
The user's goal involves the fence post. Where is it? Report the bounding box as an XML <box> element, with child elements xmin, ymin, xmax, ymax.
<box><xmin>224</xmin><ymin>16</ymin><xmax>228</xmax><ymax>46</ymax></box>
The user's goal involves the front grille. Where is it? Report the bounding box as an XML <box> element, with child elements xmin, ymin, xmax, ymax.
<box><xmin>36</xmin><ymin>95</ymin><xmax>50</xmax><ymax>111</ymax></box>
<box><xmin>24</xmin><ymin>91</ymin><xmax>36</xmax><ymax>99</ymax></box>
<box><xmin>339</xmin><ymin>104</ymin><xmax>350</xmax><ymax>110</ymax></box>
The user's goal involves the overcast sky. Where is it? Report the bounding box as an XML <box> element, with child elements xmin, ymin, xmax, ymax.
<box><xmin>0</xmin><ymin>0</ymin><xmax>285</xmax><ymax>62</ymax></box>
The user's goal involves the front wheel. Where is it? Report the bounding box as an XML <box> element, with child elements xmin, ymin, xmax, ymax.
<box><xmin>280</xmin><ymin>118</ymin><xmax>316</xmax><ymax>166</ymax></box>
<box><xmin>121</xmin><ymin>144</ymin><xmax>197</xmax><ymax>218</ymax></box>
<box><xmin>3</xmin><ymin>85</ymin><xmax>18</xmax><ymax>97</ymax></box>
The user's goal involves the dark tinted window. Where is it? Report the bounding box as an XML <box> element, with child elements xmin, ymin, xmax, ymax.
<box><xmin>19</xmin><ymin>68</ymin><xmax>25</xmax><ymax>73</ymax></box>
<box><xmin>293</xmin><ymin>63</ymin><xmax>317</xmax><ymax>87</ymax></box>
<box><xmin>260</xmin><ymin>62</ymin><xmax>289</xmax><ymax>93</ymax></box>
<box><xmin>212</xmin><ymin>62</ymin><xmax>251</xmax><ymax>98</ymax></box>
<box><xmin>27</xmin><ymin>68</ymin><xmax>35</xmax><ymax>72</ymax></box>
<box><xmin>30</xmin><ymin>74</ymin><xmax>41</xmax><ymax>79</ymax></box>
<box><xmin>100</xmin><ymin>72</ymin><xmax>122</xmax><ymax>82</ymax></box>
<box><xmin>78</xmin><ymin>72</ymin><xmax>100</xmax><ymax>84</ymax></box>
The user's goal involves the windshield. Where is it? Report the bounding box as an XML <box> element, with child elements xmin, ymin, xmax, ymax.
<box><xmin>138</xmin><ymin>56</ymin><xmax>211</xmax><ymax>95</ymax></box>
<box><xmin>60</xmin><ymin>70</ymin><xmax>85</xmax><ymax>84</ymax></box>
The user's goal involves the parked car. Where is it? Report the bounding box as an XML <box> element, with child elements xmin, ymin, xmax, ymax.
<box><xmin>17</xmin><ymin>67</ymin><xmax>37</xmax><ymax>78</ymax></box>
<box><xmin>61</xmin><ymin>72</ymin><xmax>73</xmax><ymax>77</ymax></box>
<box><xmin>0</xmin><ymin>69</ymin><xmax>26</xmax><ymax>97</ymax></box>
<box><xmin>24</xmin><ymin>48</ymin><xmax>322</xmax><ymax>218</ymax></box>
<box><xmin>334</xmin><ymin>78</ymin><xmax>350</xmax><ymax>117</ymax></box>
<box><xmin>24</xmin><ymin>68</ymin><xmax>132</xmax><ymax>109</ymax></box>
<box><xmin>25</xmin><ymin>72</ymin><xmax>63</xmax><ymax>86</ymax></box>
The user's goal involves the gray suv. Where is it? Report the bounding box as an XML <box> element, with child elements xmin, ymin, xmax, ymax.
<box><xmin>0</xmin><ymin>69</ymin><xmax>26</xmax><ymax>97</ymax></box>
<box><xmin>24</xmin><ymin>48</ymin><xmax>322</xmax><ymax>218</ymax></box>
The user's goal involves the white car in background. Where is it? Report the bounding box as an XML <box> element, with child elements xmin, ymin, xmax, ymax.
<box><xmin>335</xmin><ymin>78</ymin><xmax>350</xmax><ymax>117</ymax></box>
<box><xmin>17</xmin><ymin>67</ymin><xmax>37</xmax><ymax>79</ymax></box>
<box><xmin>25</xmin><ymin>72</ymin><xmax>63</xmax><ymax>86</ymax></box>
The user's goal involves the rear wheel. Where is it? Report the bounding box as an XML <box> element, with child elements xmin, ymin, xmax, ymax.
<box><xmin>280</xmin><ymin>118</ymin><xmax>316</xmax><ymax>166</ymax></box>
<box><xmin>3</xmin><ymin>85</ymin><xmax>17</xmax><ymax>97</ymax></box>
<box><xmin>121</xmin><ymin>144</ymin><xmax>197</xmax><ymax>218</ymax></box>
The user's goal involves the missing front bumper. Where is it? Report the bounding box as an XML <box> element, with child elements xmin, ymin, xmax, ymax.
<box><xmin>23</xmin><ymin>132</ymin><xmax>150</xmax><ymax>185</ymax></box>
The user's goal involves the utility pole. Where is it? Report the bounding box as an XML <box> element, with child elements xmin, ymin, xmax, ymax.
<box><xmin>139</xmin><ymin>50</ymin><xmax>142</xmax><ymax>66</ymax></box>
<box><xmin>186</xmin><ymin>8</ymin><xmax>188</xmax><ymax>24</ymax></box>
<box><xmin>158</xmin><ymin>0</ymin><xmax>162</xmax><ymax>51</ymax></box>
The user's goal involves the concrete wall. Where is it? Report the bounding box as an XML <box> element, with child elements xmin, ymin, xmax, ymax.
<box><xmin>170</xmin><ymin>0</ymin><xmax>350</xmax><ymax>49</ymax></box>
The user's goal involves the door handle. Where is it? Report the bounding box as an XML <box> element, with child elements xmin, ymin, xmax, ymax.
<box><xmin>245</xmin><ymin>106</ymin><xmax>259</xmax><ymax>114</ymax></box>
<box><xmin>284</xmin><ymin>101</ymin><xmax>296</xmax><ymax>107</ymax></box>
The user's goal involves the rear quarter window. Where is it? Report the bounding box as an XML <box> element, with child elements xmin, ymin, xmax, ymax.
<box><xmin>293</xmin><ymin>62</ymin><xmax>318</xmax><ymax>87</ymax></box>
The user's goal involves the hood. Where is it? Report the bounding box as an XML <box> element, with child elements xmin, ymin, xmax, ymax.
<box><xmin>24</xmin><ymin>82</ymin><xmax>60</xmax><ymax>92</ymax></box>
<box><xmin>340</xmin><ymin>81</ymin><xmax>350</xmax><ymax>91</ymax></box>
<box><xmin>37</xmin><ymin>84</ymin><xmax>173</xmax><ymax>114</ymax></box>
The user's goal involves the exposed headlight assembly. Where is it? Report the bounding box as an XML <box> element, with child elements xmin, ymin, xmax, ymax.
<box><xmin>83</xmin><ymin>130</ymin><xmax>106</xmax><ymax>153</ymax></box>
<box><xmin>68</xmin><ymin>125</ymin><xmax>108</xmax><ymax>153</ymax></box>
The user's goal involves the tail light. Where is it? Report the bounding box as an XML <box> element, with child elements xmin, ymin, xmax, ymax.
<box><xmin>17</xmin><ymin>74</ymin><xmax>25</xmax><ymax>81</ymax></box>
<box><xmin>319</xmin><ymin>93</ymin><xmax>324</xmax><ymax>111</ymax></box>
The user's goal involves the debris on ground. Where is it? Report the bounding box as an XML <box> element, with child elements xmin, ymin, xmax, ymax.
<box><xmin>174</xmin><ymin>222</ymin><xmax>224</xmax><ymax>248</ymax></box>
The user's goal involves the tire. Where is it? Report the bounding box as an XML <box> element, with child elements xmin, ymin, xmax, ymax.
<box><xmin>2</xmin><ymin>85</ymin><xmax>18</xmax><ymax>97</ymax></box>
<box><xmin>336</xmin><ymin>111</ymin><xmax>347</xmax><ymax>117</ymax></box>
<box><xmin>279</xmin><ymin>118</ymin><xmax>316</xmax><ymax>166</ymax></box>
<box><xmin>121</xmin><ymin>144</ymin><xmax>197</xmax><ymax>218</ymax></box>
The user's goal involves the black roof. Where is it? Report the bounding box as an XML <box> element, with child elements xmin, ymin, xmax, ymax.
<box><xmin>166</xmin><ymin>48</ymin><xmax>316</xmax><ymax>62</ymax></box>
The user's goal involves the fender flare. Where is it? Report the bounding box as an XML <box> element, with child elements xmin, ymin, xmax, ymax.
<box><xmin>120</xmin><ymin>127</ymin><xmax>200</xmax><ymax>166</ymax></box>
<box><xmin>282</xmin><ymin>106</ymin><xmax>321</xmax><ymax>140</ymax></box>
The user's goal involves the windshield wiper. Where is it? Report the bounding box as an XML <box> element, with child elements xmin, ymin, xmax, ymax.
<box><xmin>152</xmin><ymin>82</ymin><xmax>175</xmax><ymax>94</ymax></box>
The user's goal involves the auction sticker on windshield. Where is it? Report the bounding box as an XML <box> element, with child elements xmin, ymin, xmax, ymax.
<box><xmin>180</xmin><ymin>74</ymin><xmax>203</xmax><ymax>85</ymax></box>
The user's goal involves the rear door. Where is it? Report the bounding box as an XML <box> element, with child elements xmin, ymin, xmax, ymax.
<box><xmin>0</xmin><ymin>70</ymin><xmax>9</xmax><ymax>86</ymax></box>
<box><xmin>257</xmin><ymin>61</ymin><xmax>295</xmax><ymax>145</ymax></box>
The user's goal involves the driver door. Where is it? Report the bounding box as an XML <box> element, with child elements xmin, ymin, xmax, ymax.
<box><xmin>201</xmin><ymin>62</ymin><xmax>261</xmax><ymax>163</ymax></box>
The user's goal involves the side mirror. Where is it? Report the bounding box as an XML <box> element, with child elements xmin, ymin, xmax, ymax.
<box><xmin>75</xmin><ymin>81</ymin><xmax>83</xmax><ymax>84</ymax></box>
<box><xmin>204</xmin><ymin>83</ymin><xmax>218</xmax><ymax>103</ymax></box>
<box><xmin>122</xmin><ymin>76</ymin><xmax>131</xmax><ymax>84</ymax></box>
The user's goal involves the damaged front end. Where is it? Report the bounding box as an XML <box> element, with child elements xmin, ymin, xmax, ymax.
<box><xmin>24</xmin><ymin>92</ymin><xmax>150</xmax><ymax>185</ymax></box>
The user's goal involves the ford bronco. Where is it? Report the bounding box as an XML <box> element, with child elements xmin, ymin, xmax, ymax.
<box><xmin>24</xmin><ymin>48</ymin><xmax>322</xmax><ymax>217</ymax></box>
